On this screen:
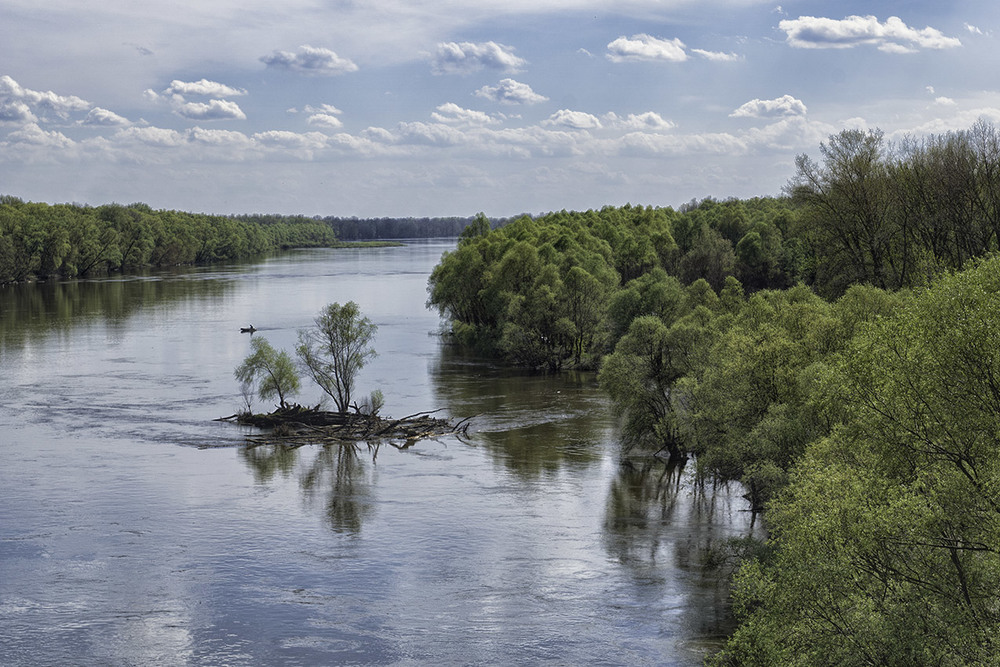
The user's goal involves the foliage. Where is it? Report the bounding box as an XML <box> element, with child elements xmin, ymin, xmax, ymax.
<box><xmin>296</xmin><ymin>301</ymin><xmax>378</xmax><ymax>413</ymax></box>
<box><xmin>712</xmin><ymin>254</ymin><xmax>1000</xmax><ymax>665</ymax></box>
<box><xmin>0</xmin><ymin>199</ymin><xmax>339</xmax><ymax>284</ymax></box>
<box><xmin>234</xmin><ymin>336</ymin><xmax>301</xmax><ymax>410</ymax></box>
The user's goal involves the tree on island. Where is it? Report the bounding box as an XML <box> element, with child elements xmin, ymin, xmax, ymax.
<box><xmin>296</xmin><ymin>301</ymin><xmax>378</xmax><ymax>413</ymax></box>
<box><xmin>234</xmin><ymin>336</ymin><xmax>301</xmax><ymax>410</ymax></box>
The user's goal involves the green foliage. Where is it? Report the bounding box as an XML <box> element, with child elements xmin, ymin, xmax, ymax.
<box><xmin>296</xmin><ymin>301</ymin><xmax>378</xmax><ymax>413</ymax></box>
<box><xmin>714</xmin><ymin>254</ymin><xmax>1000</xmax><ymax>665</ymax></box>
<box><xmin>235</xmin><ymin>336</ymin><xmax>301</xmax><ymax>410</ymax></box>
<box><xmin>0</xmin><ymin>199</ymin><xmax>339</xmax><ymax>283</ymax></box>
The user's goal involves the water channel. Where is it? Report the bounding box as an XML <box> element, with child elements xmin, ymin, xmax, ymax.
<box><xmin>0</xmin><ymin>240</ymin><xmax>760</xmax><ymax>666</ymax></box>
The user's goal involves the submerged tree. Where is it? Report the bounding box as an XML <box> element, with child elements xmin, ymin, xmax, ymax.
<box><xmin>235</xmin><ymin>336</ymin><xmax>301</xmax><ymax>410</ymax></box>
<box><xmin>296</xmin><ymin>301</ymin><xmax>378</xmax><ymax>413</ymax></box>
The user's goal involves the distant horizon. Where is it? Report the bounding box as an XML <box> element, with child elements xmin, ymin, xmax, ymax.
<box><xmin>2</xmin><ymin>1</ymin><xmax>997</xmax><ymax>217</ymax></box>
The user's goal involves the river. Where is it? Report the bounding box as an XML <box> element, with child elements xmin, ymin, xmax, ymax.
<box><xmin>0</xmin><ymin>240</ymin><xmax>759</xmax><ymax>666</ymax></box>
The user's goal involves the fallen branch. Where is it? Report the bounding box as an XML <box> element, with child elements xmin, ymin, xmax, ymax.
<box><xmin>218</xmin><ymin>404</ymin><xmax>472</xmax><ymax>448</ymax></box>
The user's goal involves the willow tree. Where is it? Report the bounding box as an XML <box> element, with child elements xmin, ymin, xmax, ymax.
<box><xmin>235</xmin><ymin>336</ymin><xmax>301</xmax><ymax>410</ymax></box>
<box><xmin>296</xmin><ymin>301</ymin><xmax>377</xmax><ymax>413</ymax></box>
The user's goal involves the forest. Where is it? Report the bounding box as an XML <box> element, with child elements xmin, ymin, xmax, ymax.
<box><xmin>427</xmin><ymin>120</ymin><xmax>1000</xmax><ymax>665</ymax></box>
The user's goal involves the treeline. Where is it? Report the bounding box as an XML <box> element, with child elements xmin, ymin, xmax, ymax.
<box><xmin>319</xmin><ymin>215</ymin><xmax>482</xmax><ymax>240</ymax></box>
<box><xmin>428</xmin><ymin>120</ymin><xmax>1000</xmax><ymax>663</ymax></box>
<box><xmin>0</xmin><ymin>198</ymin><xmax>338</xmax><ymax>283</ymax></box>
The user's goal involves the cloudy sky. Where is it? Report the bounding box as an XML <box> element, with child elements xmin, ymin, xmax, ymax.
<box><xmin>1</xmin><ymin>0</ymin><xmax>997</xmax><ymax>217</ymax></box>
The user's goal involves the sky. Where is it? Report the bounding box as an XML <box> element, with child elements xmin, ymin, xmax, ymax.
<box><xmin>1</xmin><ymin>0</ymin><xmax>998</xmax><ymax>218</ymax></box>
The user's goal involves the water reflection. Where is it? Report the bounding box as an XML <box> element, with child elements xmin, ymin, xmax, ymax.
<box><xmin>0</xmin><ymin>266</ymin><xmax>242</xmax><ymax>353</ymax></box>
<box><xmin>240</xmin><ymin>443</ymin><xmax>377</xmax><ymax>535</ymax></box>
<box><xmin>603</xmin><ymin>456</ymin><xmax>762</xmax><ymax>643</ymax></box>
<box><xmin>430</xmin><ymin>345</ymin><xmax>608</xmax><ymax>478</ymax></box>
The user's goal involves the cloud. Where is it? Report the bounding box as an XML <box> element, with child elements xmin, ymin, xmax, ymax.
<box><xmin>0</xmin><ymin>75</ymin><xmax>90</xmax><ymax>118</ymax></box>
<box><xmin>431</xmin><ymin>103</ymin><xmax>500</xmax><ymax>126</ymax></box>
<box><xmin>606</xmin><ymin>34</ymin><xmax>687</xmax><ymax>63</ymax></box>
<box><xmin>691</xmin><ymin>49</ymin><xmax>742</xmax><ymax>62</ymax></box>
<box><xmin>0</xmin><ymin>101</ymin><xmax>36</xmax><ymax>124</ymax></box>
<box><xmin>307</xmin><ymin>113</ymin><xmax>344</xmax><ymax>129</ymax></box>
<box><xmin>543</xmin><ymin>109</ymin><xmax>602</xmax><ymax>130</ymax></box>
<box><xmin>79</xmin><ymin>107</ymin><xmax>131</xmax><ymax>127</ymax></box>
<box><xmin>604</xmin><ymin>111</ymin><xmax>675</xmax><ymax>131</ymax></box>
<box><xmin>475</xmin><ymin>78</ymin><xmax>548</xmax><ymax>105</ymax></box>
<box><xmin>431</xmin><ymin>41</ymin><xmax>526</xmax><ymax>74</ymax></box>
<box><xmin>5</xmin><ymin>122</ymin><xmax>74</xmax><ymax>148</ymax></box>
<box><xmin>164</xmin><ymin>79</ymin><xmax>247</xmax><ymax>97</ymax></box>
<box><xmin>731</xmin><ymin>94</ymin><xmax>807</xmax><ymax>118</ymax></box>
<box><xmin>934</xmin><ymin>96</ymin><xmax>957</xmax><ymax>106</ymax></box>
<box><xmin>965</xmin><ymin>23</ymin><xmax>985</xmax><ymax>36</ymax></box>
<box><xmin>174</xmin><ymin>99</ymin><xmax>246</xmax><ymax>121</ymax></box>
<box><xmin>304</xmin><ymin>104</ymin><xmax>343</xmax><ymax>115</ymax></box>
<box><xmin>779</xmin><ymin>15</ymin><xmax>962</xmax><ymax>52</ymax></box>
<box><xmin>261</xmin><ymin>45</ymin><xmax>359</xmax><ymax>75</ymax></box>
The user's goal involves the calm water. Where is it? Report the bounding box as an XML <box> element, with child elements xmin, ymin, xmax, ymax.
<box><xmin>0</xmin><ymin>241</ymin><xmax>759</xmax><ymax>666</ymax></box>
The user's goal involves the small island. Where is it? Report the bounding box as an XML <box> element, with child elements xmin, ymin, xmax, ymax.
<box><xmin>220</xmin><ymin>300</ymin><xmax>471</xmax><ymax>450</ymax></box>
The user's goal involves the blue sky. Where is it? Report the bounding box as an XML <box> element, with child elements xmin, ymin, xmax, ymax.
<box><xmin>1</xmin><ymin>0</ymin><xmax>997</xmax><ymax>217</ymax></box>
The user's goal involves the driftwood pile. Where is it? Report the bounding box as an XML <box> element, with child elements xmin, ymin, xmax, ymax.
<box><xmin>217</xmin><ymin>404</ymin><xmax>472</xmax><ymax>450</ymax></box>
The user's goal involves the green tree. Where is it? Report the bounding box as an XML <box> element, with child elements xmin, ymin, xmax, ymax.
<box><xmin>235</xmin><ymin>337</ymin><xmax>301</xmax><ymax>410</ymax></box>
<box><xmin>296</xmin><ymin>301</ymin><xmax>378</xmax><ymax>413</ymax></box>
<box><xmin>714</xmin><ymin>255</ymin><xmax>1000</xmax><ymax>665</ymax></box>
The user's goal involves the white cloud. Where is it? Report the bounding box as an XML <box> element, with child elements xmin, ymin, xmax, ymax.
<box><xmin>307</xmin><ymin>113</ymin><xmax>344</xmax><ymax>129</ymax></box>
<box><xmin>431</xmin><ymin>103</ymin><xmax>499</xmax><ymax>126</ymax></box>
<box><xmin>0</xmin><ymin>75</ymin><xmax>90</xmax><ymax>117</ymax></box>
<box><xmin>115</xmin><ymin>126</ymin><xmax>187</xmax><ymax>148</ymax></box>
<box><xmin>779</xmin><ymin>15</ymin><xmax>961</xmax><ymax>52</ymax></box>
<box><xmin>604</xmin><ymin>111</ymin><xmax>675</xmax><ymax>131</ymax></box>
<box><xmin>965</xmin><ymin>23</ymin><xmax>984</xmax><ymax>36</ymax></box>
<box><xmin>475</xmin><ymin>78</ymin><xmax>548</xmax><ymax>105</ymax></box>
<box><xmin>189</xmin><ymin>127</ymin><xmax>253</xmax><ymax>148</ymax></box>
<box><xmin>79</xmin><ymin>107</ymin><xmax>131</xmax><ymax>127</ymax></box>
<box><xmin>606</xmin><ymin>34</ymin><xmax>687</xmax><ymax>63</ymax></box>
<box><xmin>543</xmin><ymin>109</ymin><xmax>602</xmax><ymax>130</ymax></box>
<box><xmin>174</xmin><ymin>99</ymin><xmax>246</xmax><ymax>121</ymax></box>
<box><xmin>431</xmin><ymin>41</ymin><xmax>526</xmax><ymax>74</ymax></box>
<box><xmin>260</xmin><ymin>45</ymin><xmax>359</xmax><ymax>75</ymax></box>
<box><xmin>5</xmin><ymin>122</ymin><xmax>74</xmax><ymax>148</ymax></box>
<box><xmin>730</xmin><ymin>94</ymin><xmax>808</xmax><ymax>118</ymax></box>
<box><xmin>164</xmin><ymin>79</ymin><xmax>246</xmax><ymax>97</ymax></box>
<box><xmin>691</xmin><ymin>49</ymin><xmax>742</xmax><ymax>62</ymax></box>
<box><xmin>0</xmin><ymin>100</ymin><xmax>36</xmax><ymax>124</ymax></box>
<box><xmin>934</xmin><ymin>96</ymin><xmax>957</xmax><ymax>106</ymax></box>
<box><xmin>304</xmin><ymin>104</ymin><xmax>343</xmax><ymax>115</ymax></box>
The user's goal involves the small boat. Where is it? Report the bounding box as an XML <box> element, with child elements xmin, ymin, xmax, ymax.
<box><xmin>240</xmin><ymin>325</ymin><xmax>257</xmax><ymax>334</ymax></box>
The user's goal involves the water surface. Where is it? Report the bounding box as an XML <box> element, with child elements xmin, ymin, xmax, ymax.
<box><xmin>0</xmin><ymin>241</ymin><xmax>759</xmax><ymax>665</ymax></box>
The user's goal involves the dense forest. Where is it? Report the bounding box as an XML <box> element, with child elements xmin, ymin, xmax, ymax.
<box><xmin>0</xmin><ymin>198</ymin><xmax>343</xmax><ymax>284</ymax></box>
<box><xmin>428</xmin><ymin>120</ymin><xmax>1000</xmax><ymax>665</ymax></box>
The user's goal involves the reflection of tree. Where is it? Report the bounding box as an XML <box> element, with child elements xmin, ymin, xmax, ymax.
<box><xmin>238</xmin><ymin>442</ymin><xmax>377</xmax><ymax>535</ymax></box>
<box><xmin>238</xmin><ymin>443</ymin><xmax>300</xmax><ymax>483</ymax></box>
<box><xmin>300</xmin><ymin>445</ymin><xmax>375</xmax><ymax>535</ymax></box>
<box><xmin>602</xmin><ymin>456</ymin><xmax>762</xmax><ymax>638</ymax></box>
<box><xmin>0</xmin><ymin>267</ymin><xmax>238</xmax><ymax>352</ymax></box>
<box><xmin>429</xmin><ymin>344</ymin><xmax>610</xmax><ymax>478</ymax></box>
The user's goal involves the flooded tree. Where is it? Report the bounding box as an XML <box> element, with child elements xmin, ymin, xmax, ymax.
<box><xmin>235</xmin><ymin>336</ymin><xmax>301</xmax><ymax>410</ymax></box>
<box><xmin>296</xmin><ymin>301</ymin><xmax>377</xmax><ymax>413</ymax></box>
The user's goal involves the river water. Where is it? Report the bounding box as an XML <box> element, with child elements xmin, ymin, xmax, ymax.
<box><xmin>0</xmin><ymin>240</ymin><xmax>759</xmax><ymax>666</ymax></box>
